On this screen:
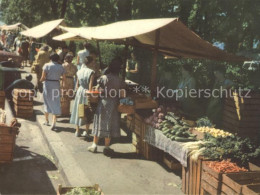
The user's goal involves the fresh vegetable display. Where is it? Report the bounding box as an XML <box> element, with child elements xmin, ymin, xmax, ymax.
<box><xmin>144</xmin><ymin>105</ymin><xmax>178</xmax><ymax>128</ymax></box>
<box><xmin>200</xmin><ymin>134</ymin><xmax>260</xmax><ymax>167</ymax></box>
<box><xmin>161</xmin><ymin>112</ymin><xmax>196</xmax><ymax>142</ymax></box>
<box><xmin>196</xmin><ymin>117</ymin><xmax>214</xmax><ymax>127</ymax></box>
<box><xmin>65</xmin><ymin>187</ymin><xmax>101</xmax><ymax>195</ymax></box>
<box><xmin>194</xmin><ymin>127</ymin><xmax>233</xmax><ymax>138</ymax></box>
<box><xmin>206</xmin><ymin>160</ymin><xmax>248</xmax><ymax>173</ymax></box>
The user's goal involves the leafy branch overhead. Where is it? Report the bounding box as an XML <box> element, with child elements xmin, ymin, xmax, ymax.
<box><xmin>0</xmin><ymin>0</ymin><xmax>259</xmax><ymax>52</ymax></box>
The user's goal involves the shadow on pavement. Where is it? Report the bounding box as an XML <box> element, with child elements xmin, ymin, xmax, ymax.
<box><xmin>55</xmin><ymin>126</ymin><xmax>75</xmax><ymax>133</ymax></box>
<box><xmin>0</xmin><ymin>146</ymin><xmax>58</xmax><ymax>194</ymax></box>
<box><xmin>109</xmin><ymin>151</ymin><xmax>140</xmax><ymax>159</ymax></box>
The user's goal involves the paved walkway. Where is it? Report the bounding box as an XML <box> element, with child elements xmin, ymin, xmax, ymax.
<box><xmin>33</xmin><ymin>94</ymin><xmax>183</xmax><ymax>195</ymax></box>
<box><xmin>1</xmin><ymin>67</ymin><xmax>183</xmax><ymax>194</ymax></box>
<box><xmin>0</xmin><ymin>115</ymin><xmax>65</xmax><ymax>194</ymax></box>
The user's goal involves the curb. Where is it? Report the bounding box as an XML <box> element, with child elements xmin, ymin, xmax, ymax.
<box><xmin>35</xmin><ymin>111</ymin><xmax>71</xmax><ymax>187</ymax></box>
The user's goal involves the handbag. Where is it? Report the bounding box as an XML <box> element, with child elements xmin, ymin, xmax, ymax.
<box><xmin>78</xmin><ymin>104</ymin><xmax>85</xmax><ymax>118</ymax></box>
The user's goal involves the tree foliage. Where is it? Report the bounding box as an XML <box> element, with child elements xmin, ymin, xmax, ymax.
<box><xmin>0</xmin><ymin>0</ymin><xmax>258</xmax><ymax>52</ymax></box>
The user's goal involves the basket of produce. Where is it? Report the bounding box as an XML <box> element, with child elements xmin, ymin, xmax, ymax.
<box><xmin>118</xmin><ymin>104</ymin><xmax>135</xmax><ymax>114</ymax></box>
<box><xmin>57</xmin><ymin>184</ymin><xmax>103</xmax><ymax>195</ymax></box>
<box><xmin>86</xmin><ymin>91</ymin><xmax>100</xmax><ymax>103</ymax></box>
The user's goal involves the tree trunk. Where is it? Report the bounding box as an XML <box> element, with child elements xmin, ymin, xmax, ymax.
<box><xmin>117</xmin><ymin>0</ymin><xmax>132</xmax><ymax>21</ymax></box>
<box><xmin>60</xmin><ymin>0</ymin><xmax>69</xmax><ymax>18</ymax></box>
<box><xmin>49</xmin><ymin>0</ymin><xmax>58</xmax><ymax>17</ymax></box>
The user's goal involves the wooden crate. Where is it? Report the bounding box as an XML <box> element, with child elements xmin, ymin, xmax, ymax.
<box><xmin>0</xmin><ymin>91</ymin><xmax>5</xmax><ymax>109</ymax></box>
<box><xmin>13</xmin><ymin>88</ymin><xmax>34</xmax><ymax>98</ymax></box>
<box><xmin>135</xmin><ymin>99</ymin><xmax>158</xmax><ymax>109</ymax></box>
<box><xmin>222</xmin><ymin>172</ymin><xmax>260</xmax><ymax>194</ymax></box>
<box><xmin>14</xmin><ymin>105</ymin><xmax>33</xmax><ymax>118</ymax></box>
<box><xmin>242</xmin><ymin>184</ymin><xmax>260</xmax><ymax>195</ymax></box>
<box><xmin>143</xmin><ymin>142</ymin><xmax>163</xmax><ymax>162</ymax></box>
<box><xmin>182</xmin><ymin>156</ymin><xmax>206</xmax><ymax>195</ymax></box>
<box><xmin>140</xmin><ymin>123</ymin><xmax>163</xmax><ymax>161</ymax></box>
<box><xmin>13</xmin><ymin>97</ymin><xmax>33</xmax><ymax>106</ymax></box>
<box><xmin>223</xmin><ymin>92</ymin><xmax>260</xmax><ymax>142</ymax></box>
<box><xmin>163</xmin><ymin>153</ymin><xmax>181</xmax><ymax>170</ymax></box>
<box><xmin>134</xmin><ymin>113</ymin><xmax>143</xmax><ymax>136</ymax></box>
<box><xmin>60</xmin><ymin>97</ymin><xmax>70</xmax><ymax>116</ymax></box>
<box><xmin>201</xmin><ymin>161</ymin><xmax>260</xmax><ymax>195</ymax></box>
<box><xmin>57</xmin><ymin>184</ymin><xmax>104</xmax><ymax>195</ymax></box>
<box><xmin>0</xmin><ymin>125</ymin><xmax>19</xmax><ymax>163</ymax></box>
<box><xmin>190</xmin><ymin>128</ymin><xmax>205</xmax><ymax>140</ymax></box>
<box><xmin>126</xmin><ymin>114</ymin><xmax>134</xmax><ymax>132</ymax></box>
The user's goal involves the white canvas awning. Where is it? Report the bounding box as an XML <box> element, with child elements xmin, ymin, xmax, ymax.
<box><xmin>21</xmin><ymin>19</ymin><xmax>65</xmax><ymax>39</ymax></box>
<box><xmin>0</xmin><ymin>23</ymin><xmax>28</xmax><ymax>31</ymax></box>
<box><xmin>60</xmin><ymin>18</ymin><xmax>247</xmax><ymax>62</ymax></box>
<box><xmin>53</xmin><ymin>32</ymin><xmax>87</xmax><ymax>41</ymax></box>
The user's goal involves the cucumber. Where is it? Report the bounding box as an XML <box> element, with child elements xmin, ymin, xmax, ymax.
<box><xmin>175</xmin><ymin>137</ymin><xmax>192</xmax><ymax>142</ymax></box>
<box><xmin>171</xmin><ymin>130</ymin><xmax>176</xmax><ymax>135</ymax></box>
<box><xmin>173</xmin><ymin>126</ymin><xmax>182</xmax><ymax>131</ymax></box>
<box><xmin>162</xmin><ymin>127</ymin><xmax>168</xmax><ymax>131</ymax></box>
<box><xmin>163</xmin><ymin>129</ymin><xmax>171</xmax><ymax>134</ymax></box>
<box><xmin>179</xmin><ymin>127</ymin><xmax>189</xmax><ymax>132</ymax></box>
<box><xmin>175</xmin><ymin>131</ymin><xmax>183</xmax><ymax>136</ymax></box>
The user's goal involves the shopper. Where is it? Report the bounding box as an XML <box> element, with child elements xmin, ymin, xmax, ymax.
<box><xmin>88</xmin><ymin>50</ymin><xmax>101</xmax><ymax>85</ymax></box>
<box><xmin>29</xmin><ymin>38</ymin><xmax>37</xmax><ymax>65</ymax></box>
<box><xmin>126</xmin><ymin>52</ymin><xmax>140</xmax><ymax>83</ymax></box>
<box><xmin>88</xmin><ymin>57</ymin><xmax>125</xmax><ymax>155</ymax></box>
<box><xmin>20</xmin><ymin>37</ymin><xmax>30</xmax><ymax>67</ymax></box>
<box><xmin>40</xmin><ymin>53</ymin><xmax>66</xmax><ymax>130</ymax></box>
<box><xmin>62</xmin><ymin>53</ymin><xmax>77</xmax><ymax>93</ymax></box>
<box><xmin>76</xmin><ymin>42</ymin><xmax>92</xmax><ymax>70</ymax></box>
<box><xmin>32</xmin><ymin>45</ymin><xmax>51</xmax><ymax>93</ymax></box>
<box><xmin>58</xmin><ymin>45</ymin><xmax>69</xmax><ymax>64</ymax></box>
<box><xmin>70</xmin><ymin>56</ymin><xmax>95</xmax><ymax>137</ymax></box>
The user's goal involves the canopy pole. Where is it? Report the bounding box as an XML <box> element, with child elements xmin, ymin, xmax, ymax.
<box><xmin>96</xmin><ymin>40</ymin><xmax>103</xmax><ymax>68</ymax></box>
<box><xmin>151</xmin><ymin>29</ymin><xmax>160</xmax><ymax>96</ymax></box>
<box><xmin>122</xmin><ymin>44</ymin><xmax>129</xmax><ymax>81</ymax></box>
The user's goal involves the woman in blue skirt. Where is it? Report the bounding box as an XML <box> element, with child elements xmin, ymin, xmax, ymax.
<box><xmin>70</xmin><ymin>56</ymin><xmax>95</xmax><ymax>137</ymax></box>
<box><xmin>40</xmin><ymin>53</ymin><xmax>66</xmax><ymax>130</ymax></box>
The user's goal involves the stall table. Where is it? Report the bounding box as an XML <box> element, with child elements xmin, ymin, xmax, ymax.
<box><xmin>144</xmin><ymin>126</ymin><xmax>189</xmax><ymax>167</ymax></box>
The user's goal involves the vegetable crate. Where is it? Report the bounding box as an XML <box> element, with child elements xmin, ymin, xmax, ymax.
<box><xmin>132</xmin><ymin>132</ymin><xmax>142</xmax><ymax>155</ymax></box>
<box><xmin>57</xmin><ymin>184</ymin><xmax>104</xmax><ymax>195</ymax></box>
<box><xmin>141</xmin><ymin>123</ymin><xmax>164</xmax><ymax>162</ymax></box>
<box><xmin>0</xmin><ymin>91</ymin><xmax>5</xmax><ymax>109</ymax></box>
<box><xmin>163</xmin><ymin>153</ymin><xmax>182</xmax><ymax>170</ymax></box>
<box><xmin>0</xmin><ymin>125</ymin><xmax>19</xmax><ymax>163</ymax></box>
<box><xmin>201</xmin><ymin>161</ymin><xmax>260</xmax><ymax>195</ymax></box>
<box><xmin>60</xmin><ymin>96</ymin><xmax>70</xmax><ymax>116</ymax></box>
<box><xmin>13</xmin><ymin>89</ymin><xmax>34</xmax><ymax>118</ymax></box>
<box><xmin>182</xmin><ymin>156</ymin><xmax>206</xmax><ymax>195</ymax></box>
<box><xmin>223</xmin><ymin>91</ymin><xmax>260</xmax><ymax>143</ymax></box>
<box><xmin>126</xmin><ymin>114</ymin><xmax>134</xmax><ymax>132</ymax></box>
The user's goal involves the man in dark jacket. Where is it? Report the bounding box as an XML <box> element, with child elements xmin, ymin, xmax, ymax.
<box><xmin>5</xmin><ymin>74</ymin><xmax>34</xmax><ymax>99</ymax></box>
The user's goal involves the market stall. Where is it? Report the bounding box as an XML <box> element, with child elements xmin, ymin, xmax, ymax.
<box><xmin>21</xmin><ymin>19</ymin><xmax>65</xmax><ymax>39</ymax></box>
<box><xmin>58</xmin><ymin>18</ymin><xmax>260</xmax><ymax>194</ymax></box>
<box><xmin>0</xmin><ymin>22</ymin><xmax>28</xmax><ymax>31</ymax></box>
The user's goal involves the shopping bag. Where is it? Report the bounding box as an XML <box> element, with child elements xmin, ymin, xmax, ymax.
<box><xmin>78</xmin><ymin>104</ymin><xmax>85</xmax><ymax>118</ymax></box>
